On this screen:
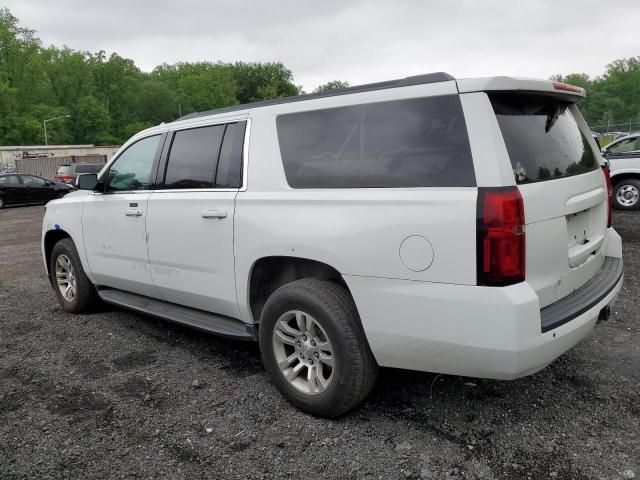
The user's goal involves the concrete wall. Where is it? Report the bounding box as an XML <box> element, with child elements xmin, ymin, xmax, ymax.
<box><xmin>15</xmin><ymin>155</ymin><xmax>107</xmax><ymax>180</ymax></box>
<box><xmin>0</xmin><ymin>145</ymin><xmax>120</xmax><ymax>170</ymax></box>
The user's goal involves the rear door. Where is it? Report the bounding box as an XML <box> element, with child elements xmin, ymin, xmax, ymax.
<box><xmin>146</xmin><ymin>119</ymin><xmax>246</xmax><ymax>318</ymax></box>
<box><xmin>488</xmin><ymin>92</ymin><xmax>608</xmax><ymax>308</ymax></box>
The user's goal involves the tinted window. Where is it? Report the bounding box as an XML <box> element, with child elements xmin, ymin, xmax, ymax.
<box><xmin>0</xmin><ymin>175</ymin><xmax>20</xmax><ymax>184</ymax></box>
<box><xmin>22</xmin><ymin>175</ymin><xmax>46</xmax><ymax>186</ymax></box>
<box><xmin>164</xmin><ymin>125</ymin><xmax>225</xmax><ymax>189</ymax></box>
<box><xmin>216</xmin><ymin>121</ymin><xmax>246</xmax><ymax>188</ymax></box>
<box><xmin>75</xmin><ymin>164</ymin><xmax>103</xmax><ymax>173</ymax></box>
<box><xmin>57</xmin><ymin>166</ymin><xmax>73</xmax><ymax>174</ymax></box>
<box><xmin>276</xmin><ymin>96</ymin><xmax>475</xmax><ymax>188</ymax></box>
<box><xmin>108</xmin><ymin>135</ymin><xmax>161</xmax><ymax>192</ymax></box>
<box><xmin>490</xmin><ymin>93</ymin><xmax>598</xmax><ymax>184</ymax></box>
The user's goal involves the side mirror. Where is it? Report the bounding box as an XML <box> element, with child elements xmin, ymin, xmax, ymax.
<box><xmin>76</xmin><ymin>173</ymin><xmax>99</xmax><ymax>190</ymax></box>
<box><xmin>44</xmin><ymin>181</ymin><xmax>52</xmax><ymax>186</ymax></box>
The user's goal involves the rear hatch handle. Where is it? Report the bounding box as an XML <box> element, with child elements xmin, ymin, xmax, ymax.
<box><xmin>568</xmin><ymin>233</ymin><xmax>605</xmax><ymax>268</ymax></box>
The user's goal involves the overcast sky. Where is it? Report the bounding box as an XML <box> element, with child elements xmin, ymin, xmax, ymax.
<box><xmin>5</xmin><ymin>0</ymin><xmax>639</xmax><ymax>91</ymax></box>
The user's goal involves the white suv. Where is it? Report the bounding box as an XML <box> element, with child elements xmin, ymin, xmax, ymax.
<box><xmin>42</xmin><ymin>73</ymin><xmax>623</xmax><ymax>417</ymax></box>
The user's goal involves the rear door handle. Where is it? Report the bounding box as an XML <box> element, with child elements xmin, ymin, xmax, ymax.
<box><xmin>124</xmin><ymin>209</ymin><xmax>143</xmax><ymax>217</ymax></box>
<box><xmin>201</xmin><ymin>209</ymin><xmax>227</xmax><ymax>219</ymax></box>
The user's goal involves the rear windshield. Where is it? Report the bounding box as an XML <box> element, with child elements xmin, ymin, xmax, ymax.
<box><xmin>490</xmin><ymin>93</ymin><xmax>598</xmax><ymax>185</ymax></box>
<box><xmin>276</xmin><ymin>95</ymin><xmax>475</xmax><ymax>188</ymax></box>
<box><xmin>75</xmin><ymin>164</ymin><xmax>104</xmax><ymax>173</ymax></box>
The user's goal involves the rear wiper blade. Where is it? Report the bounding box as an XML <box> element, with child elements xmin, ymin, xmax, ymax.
<box><xmin>545</xmin><ymin>104</ymin><xmax>565</xmax><ymax>132</ymax></box>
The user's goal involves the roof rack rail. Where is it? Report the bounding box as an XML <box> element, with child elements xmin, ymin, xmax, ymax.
<box><xmin>177</xmin><ymin>72</ymin><xmax>454</xmax><ymax>121</ymax></box>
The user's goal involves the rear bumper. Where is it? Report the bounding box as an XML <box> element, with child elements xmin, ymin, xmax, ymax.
<box><xmin>541</xmin><ymin>256</ymin><xmax>623</xmax><ymax>332</ymax></box>
<box><xmin>344</xmin><ymin>254</ymin><xmax>623</xmax><ymax>380</ymax></box>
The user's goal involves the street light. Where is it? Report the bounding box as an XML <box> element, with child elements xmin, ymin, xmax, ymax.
<box><xmin>43</xmin><ymin>115</ymin><xmax>71</xmax><ymax>146</ymax></box>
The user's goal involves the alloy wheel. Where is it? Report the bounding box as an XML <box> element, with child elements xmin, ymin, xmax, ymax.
<box><xmin>55</xmin><ymin>254</ymin><xmax>77</xmax><ymax>302</ymax></box>
<box><xmin>272</xmin><ymin>310</ymin><xmax>334</xmax><ymax>395</ymax></box>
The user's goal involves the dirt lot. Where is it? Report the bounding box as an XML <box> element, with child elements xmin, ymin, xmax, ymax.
<box><xmin>1</xmin><ymin>205</ymin><xmax>638</xmax><ymax>480</ymax></box>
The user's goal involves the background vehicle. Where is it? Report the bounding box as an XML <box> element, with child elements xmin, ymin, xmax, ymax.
<box><xmin>602</xmin><ymin>133</ymin><xmax>640</xmax><ymax>209</ymax></box>
<box><xmin>42</xmin><ymin>74</ymin><xmax>623</xmax><ymax>417</ymax></box>
<box><xmin>0</xmin><ymin>174</ymin><xmax>73</xmax><ymax>209</ymax></box>
<box><xmin>54</xmin><ymin>163</ymin><xmax>105</xmax><ymax>185</ymax></box>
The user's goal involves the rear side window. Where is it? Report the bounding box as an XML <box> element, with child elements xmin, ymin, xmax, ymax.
<box><xmin>0</xmin><ymin>175</ymin><xmax>20</xmax><ymax>184</ymax></box>
<box><xmin>164</xmin><ymin>125</ymin><xmax>225</xmax><ymax>189</ymax></box>
<box><xmin>215</xmin><ymin>121</ymin><xmax>246</xmax><ymax>189</ymax></box>
<box><xmin>490</xmin><ymin>92</ymin><xmax>598</xmax><ymax>184</ymax></box>
<box><xmin>276</xmin><ymin>95</ymin><xmax>475</xmax><ymax>188</ymax></box>
<box><xmin>75</xmin><ymin>164</ymin><xmax>103</xmax><ymax>174</ymax></box>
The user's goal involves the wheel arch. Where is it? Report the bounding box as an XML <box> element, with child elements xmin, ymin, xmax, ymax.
<box><xmin>247</xmin><ymin>256</ymin><xmax>352</xmax><ymax>324</ymax></box>
<box><xmin>43</xmin><ymin>229</ymin><xmax>73</xmax><ymax>275</ymax></box>
<box><xmin>610</xmin><ymin>171</ymin><xmax>640</xmax><ymax>185</ymax></box>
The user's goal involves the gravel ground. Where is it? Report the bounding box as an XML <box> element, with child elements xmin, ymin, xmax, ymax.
<box><xmin>1</xmin><ymin>205</ymin><xmax>639</xmax><ymax>480</ymax></box>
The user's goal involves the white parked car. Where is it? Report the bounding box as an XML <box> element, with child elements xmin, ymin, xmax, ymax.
<box><xmin>601</xmin><ymin>133</ymin><xmax>640</xmax><ymax>209</ymax></box>
<box><xmin>42</xmin><ymin>73</ymin><xmax>623</xmax><ymax>417</ymax></box>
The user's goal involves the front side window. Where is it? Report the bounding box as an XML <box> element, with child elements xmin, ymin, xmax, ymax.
<box><xmin>0</xmin><ymin>175</ymin><xmax>20</xmax><ymax>184</ymax></box>
<box><xmin>108</xmin><ymin>135</ymin><xmax>161</xmax><ymax>192</ymax></box>
<box><xmin>276</xmin><ymin>96</ymin><xmax>475</xmax><ymax>188</ymax></box>
<box><xmin>22</xmin><ymin>175</ymin><xmax>46</xmax><ymax>186</ymax></box>
<box><xmin>608</xmin><ymin>138</ymin><xmax>639</xmax><ymax>154</ymax></box>
<box><xmin>164</xmin><ymin>125</ymin><xmax>225</xmax><ymax>189</ymax></box>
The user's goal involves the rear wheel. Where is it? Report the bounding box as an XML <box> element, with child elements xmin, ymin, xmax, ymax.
<box><xmin>613</xmin><ymin>179</ymin><xmax>640</xmax><ymax>210</ymax></box>
<box><xmin>50</xmin><ymin>238</ymin><xmax>100</xmax><ymax>313</ymax></box>
<box><xmin>259</xmin><ymin>278</ymin><xmax>378</xmax><ymax>417</ymax></box>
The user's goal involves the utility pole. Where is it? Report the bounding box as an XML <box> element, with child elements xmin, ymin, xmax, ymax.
<box><xmin>43</xmin><ymin>115</ymin><xmax>71</xmax><ymax>146</ymax></box>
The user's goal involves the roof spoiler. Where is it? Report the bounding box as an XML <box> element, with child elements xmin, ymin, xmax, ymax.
<box><xmin>456</xmin><ymin>76</ymin><xmax>586</xmax><ymax>102</ymax></box>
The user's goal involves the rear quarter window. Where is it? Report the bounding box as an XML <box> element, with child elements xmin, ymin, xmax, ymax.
<box><xmin>489</xmin><ymin>92</ymin><xmax>598</xmax><ymax>184</ymax></box>
<box><xmin>276</xmin><ymin>95</ymin><xmax>475</xmax><ymax>188</ymax></box>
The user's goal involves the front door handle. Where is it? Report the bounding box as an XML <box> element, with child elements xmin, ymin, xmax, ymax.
<box><xmin>201</xmin><ymin>209</ymin><xmax>227</xmax><ymax>219</ymax></box>
<box><xmin>124</xmin><ymin>209</ymin><xmax>143</xmax><ymax>217</ymax></box>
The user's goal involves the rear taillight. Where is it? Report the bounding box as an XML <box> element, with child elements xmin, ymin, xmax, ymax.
<box><xmin>602</xmin><ymin>165</ymin><xmax>612</xmax><ymax>228</ymax></box>
<box><xmin>477</xmin><ymin>187</ymin><xmax>526</xmax><ymax>286</ymax></box>
<box><xmin>56</xmin><ymin>175</ymin><xmax>74</xmax><ymax>183</ymax></box>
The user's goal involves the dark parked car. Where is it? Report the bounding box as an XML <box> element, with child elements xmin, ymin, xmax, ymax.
<box><xmin>54</xmin><ymin>163</ymin><xmax>105</xmax><ymax>184</ymax></box>
<box><xmin>0</xmin><ymin>174</ymin><xmax>73</xmax><ymax>209</ymax></box>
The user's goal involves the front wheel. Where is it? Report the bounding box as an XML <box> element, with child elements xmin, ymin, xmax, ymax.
<box><xmin>259</xmin><ymin>278</ymin><xmax>378</xmax><ymax>417</ymax></box>
<box><xmin>50</xmin><ymin>238</ymin><xmax>100</xmax><ymax>313</ymax></box>
<box><xmin>613</xmin><ymin>179</ymin><xmax>640</xmax><ymax>210</ymax></box>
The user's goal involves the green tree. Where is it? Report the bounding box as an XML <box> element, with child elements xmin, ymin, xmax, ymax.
<box><xmin>314</xmin><ymin>80</ymin><xmax>349</xmax><ymax>93</ymax></box>
<box><xmin>71</xmin><ymin>96</ymin><xmax>109</xmax><ymax>143</ymax></box>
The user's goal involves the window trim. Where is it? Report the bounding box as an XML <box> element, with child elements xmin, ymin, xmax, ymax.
<box><xmin>155</xmin><ymin>118</ymin><xmax>251</xmax><ymax>193</ymax></box>
<box><xmin>98</xmin><ymin>133</ymin><xmax>166</xmax><ymax>195</ymax></box>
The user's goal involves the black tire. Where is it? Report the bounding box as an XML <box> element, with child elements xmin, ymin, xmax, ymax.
<box><xmin>613</xmin><ymin>179</ymin><xmax>640</xmax><ymax>210</ymax></box>
<box><xmin>50</xmin><ymin>238</ymin><xmax>100</xmax><ymax>313</ymax></box>
<box><xmin>259</xmin><ymin>278</ymin><xmax>378</xmax><ymax>417</ymax></box>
